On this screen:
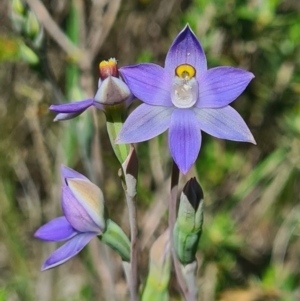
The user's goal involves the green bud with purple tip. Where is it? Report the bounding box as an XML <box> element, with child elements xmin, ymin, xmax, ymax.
<box><xmin>173</xmin><ymin>177</ymin><xmax>204</xmax><ymax>265</ymax></box>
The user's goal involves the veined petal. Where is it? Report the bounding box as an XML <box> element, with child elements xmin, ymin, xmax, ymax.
<box><xmin>168</xmin><ymin>109</ymin><xmax>201</xmax><ymax>174</ymax></box>
<box><xmin>41</xmin><ymin>233</ymin><xmax>95</xmax><ymax>271</ymax></box>
<box><xmin>197</xmin><ymin>67</ymin><xmax>254</xmax><ymax>108</ymax></box>
<box><xmin>34</xmin><ymin>216</ymin><xmax>77</xmax><ymax>242</ymax></box>
<box><xmin>62</xmin><ymin>186</ymin><xmax>101</xmax><ymax>233</ymax></box>
<box><xmin>66</xmin><ymin>178</ymin><xmax>106</xmax><ymax>231</ymax></box>
<box><xmin>49</xmin><ymin>99</ymin><xmax>94</xmax><ymax>113</ymax></box>
<box><xmin>165</xmin><ymin>25</ymin><xmax>207</xmax><ymax>76</ymax></box>
<box><xmin>120</xmin><ymin>64</ymin><xmax>172</xmax><ymax>107</ymax></box>
<box><xmin>116</xmin><ymin>104</ymin><xmax>173</xmax><ymax>143</ymax></box>
<box><xmin>194</xmin><ymin>106</ymin><xmax>256</xmax><ymax>143</ymax></box>
<box><xmin>61</xmin><ymin>165</ymin><xmax>89</xmax><ymax>184</ymax></box>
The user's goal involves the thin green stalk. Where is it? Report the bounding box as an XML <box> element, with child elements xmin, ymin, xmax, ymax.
<box><xmin>121</xmin><ymin>146</ymin><xmax>139</xmax><ymax>301</ymax></box>
<box><xmin>106</xmin><ymin>110</ymin><xmax>138</xmax><ymax>301</ymax></box>
<box><xmin>106</xmin><ymin>107</ymin><xmax>130</xmax><ymax>163</ymax></box>
<box><xmin>124</xmin><ymin>185</ymin><xmax>138</xmax><ymax>301</ymax></box>
<box><xmin>168</xmin><ymin>161</ymin><xmax>195</xmax><ymax>301</ymax></box>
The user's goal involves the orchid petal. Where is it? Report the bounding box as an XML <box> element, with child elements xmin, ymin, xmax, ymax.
<box><xmin>34</xmin><ymin>216</ymin><xmax>77</xmax><ymax>242</ymax></box>
<box><xmin>165</xmin><ymin>25</ymin><xmax>207</xmax><ymax>76</ymax></box>
<box><xmin>116</xmin><ymin>104</ymin><xmax>173</xmax><ymax>143</ymax></box>
<box><xmin>61</xmin><ymin>165</ymin><xmax>89</xmax><ymax>183</ymax></box>
<box><xmin>196</xmin><ymin>67</ymin><xmax>254</xmax><ymax>108</ymax></box>
<box><xmin>62</xmin><ymin>186</ymin><xmax>101</xmax><ymax>233</ymax></box>
<box><xmin>120</xmin><ymin>64</ymin><xmax>172</xmax><ymax>106</ymax></box>
<box><xmin>168</xmin><ymin>109</ymin><xmax>201</xmax><ymax>174</ymax></box>
<box><xmin>53</xmin><ymin>112</ymin><xmax>84</xmax><ymax>122</ymax></box>
<box><xmin>194</xmin><ymin>106</ymin><xmax>256</xmax><ymax>143</ymax></box>
<box><xmin>66</xmin><ymin>178</ymin><xmax>106</xmax><ymax>231</ymax></box>
<box><xmin>41</xmin><ymin>233</ymin><xmax>95</xmax><ymax>271</ymax></box>
<box><xmin>49</xmin><ymin>99</ymin><xmax>94</xmax><ymax>113</ymax></box>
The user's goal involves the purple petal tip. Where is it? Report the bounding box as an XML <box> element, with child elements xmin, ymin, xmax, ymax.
<box><xmin>165</xmin><ymin>24</ymin><xmax>207</xmax><ymax>75</ymax></box>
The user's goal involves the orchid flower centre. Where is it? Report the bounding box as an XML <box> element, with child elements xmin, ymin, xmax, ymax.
<box><xmin>171</xmin><ymin>64</ymin><xmax>199</xmax><ymax>109</ymax></box>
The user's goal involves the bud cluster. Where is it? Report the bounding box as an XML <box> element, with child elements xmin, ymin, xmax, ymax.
<box><xmin>10</xmin><ymin>0</ymin><xmax>44</xmax><ymax>49</ymax></box>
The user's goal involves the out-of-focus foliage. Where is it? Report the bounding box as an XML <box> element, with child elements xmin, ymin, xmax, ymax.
<box><xmin>1</xmin><ymin>0</ymin><xmax>300</xmax><ymax>300</ymax></box>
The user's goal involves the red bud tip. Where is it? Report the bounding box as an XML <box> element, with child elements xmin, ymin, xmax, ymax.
<box><xmin>99</xmin><ymin>58</ymin><xmax>119</xmax><ymax>79</ymax></box>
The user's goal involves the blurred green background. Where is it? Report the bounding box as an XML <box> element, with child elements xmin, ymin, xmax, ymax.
<box><xmin>1</xmin><ymin>0</ymin><xmax>300</xmax><ymax>300</ymax></box>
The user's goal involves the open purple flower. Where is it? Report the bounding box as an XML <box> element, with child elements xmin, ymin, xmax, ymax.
<box><xmin>50</xmin><ymin>58</ymin><xmax>132</xmax><ymax>121</ymax></box>
<box><xmin>116</xmin><ymin>25</ymin><xmax>256</xmax><ymax>174</ymax></box>
<box><xmin>34</xmin><ymin>166</ymin><xmax>106</xmax><ymax>270</ymax></box>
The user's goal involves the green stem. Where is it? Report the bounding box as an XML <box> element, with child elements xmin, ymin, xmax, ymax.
<box><xmin>124</xmin><ymin>182</ymin><xmax>138</xmax><ymax>301</ymax></box>
<box><xmin>99</xmin><ymin>219</ymin><xmax>131</xmax><ymax>262</ymax></box>
<box><xmin>106</xmin><ymin>106</ymin><xmax>130</xmax><ymax>163</ymax></box>
<box><xmin>168</xmin><ymin>161</ymin><xmax>195</xmax><ymax>301</ymax></box>
<box><xmin>105</xmin><ymin>108</ymin><xmax>138</xmax><ymax>300</ymax></box>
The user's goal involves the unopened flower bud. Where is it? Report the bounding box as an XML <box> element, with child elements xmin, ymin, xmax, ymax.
<box><xmin>173</xmin><ymin>177</ymin><xmax>204</xmax><ymax>265</ymax></box>
<box><xmin>34</xmin><ymin>166</ymin><xmax>109</xmax><ymax>271</ymax></box>
<box><xmin>19</xmin><ymin>42</ymin><xmax>39</xmax><ymax>65</ymax></box>
<box><xmin>182</xmin><ymin>177</ymin><xmax>203</xmax><ymax>213</ymax></box>
<box><xmin>11</xmin><ymin>0</ymin><xmax>25</xmax><ymax>15</ymax></box>
<box><xmin>25</xmin><ymin>11</ymin><xmax>44</xmax><ymax>48</ymax></box>
<box><xmin>10</xmin><ymin>0</ymin><xmax>26</xmax><ymax>33</ymax></box>
<box><xmin>64</xmin><ymin>177</ymin><xmax>107</xmax><ymax>233</ymax></box>
<box><xmin>25</xmin><ymin>11</ymin><xmax>39</xmax><ymax>38</ymax></box>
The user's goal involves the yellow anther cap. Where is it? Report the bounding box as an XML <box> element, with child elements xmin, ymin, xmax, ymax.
<box><xmin>99</xmin><ymin>58</ymin><xmax>118</xmax><ymax>79</ymax></box>
<box><xmin>175</xmin><ymin>64</ymin><xmax>196</xmax><ymax>79</ymax></box>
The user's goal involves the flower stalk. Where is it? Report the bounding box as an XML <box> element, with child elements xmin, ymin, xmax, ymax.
<box><xmin>99</xmin><ymin>219</ymin><xmax>130</xmax><ymax>262</ymax></box>
<box><xmin>168</xmin><ymin>162</ymin><xmax>196</xmax><ymax>301</ymax></box>
<box><xmin>181</xmin><ymin>261</ymin><xmax>198</xmax><ymax>299</ymax></box>
<box><xmin>141</xmin><ymin>231</ymin><xmax>171</xmax><ymax>301</ymax></box>
<box><xmin>106</xmin><ymin>106</ymin><xmax>130</xmax><ymax>164</ymax></box>
<box><xmin>121</xmin><ymin>146</ymin><xmax>139</xmax><ymax>301</ymax></box>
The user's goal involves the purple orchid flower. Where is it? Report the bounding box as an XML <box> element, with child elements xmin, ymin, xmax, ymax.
<box><xmin>50</xmin><ymin>58</ymin><xmax>132</xmax><ymax>121</ymax></box>
<box><xmin>116</xmin><ymin>25</ymin><xmax>256</xmax><ymax>174</ymax></box>
<box><xmin>34</xmin><ymin>166</ymin><xmax>106</xmax><ymax>270</ymax></box>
